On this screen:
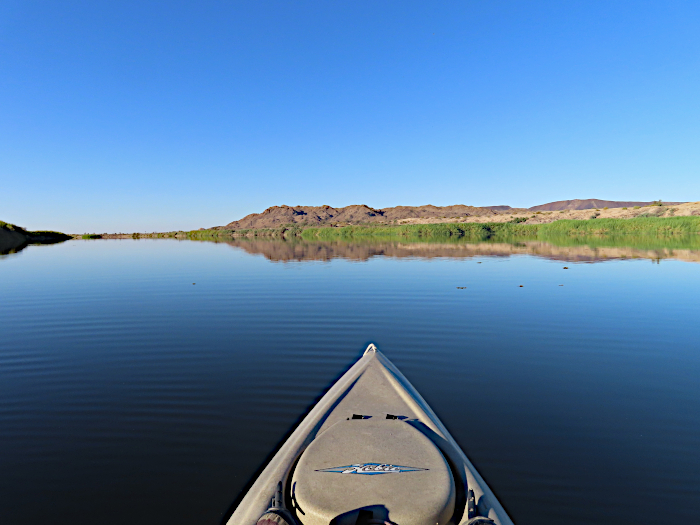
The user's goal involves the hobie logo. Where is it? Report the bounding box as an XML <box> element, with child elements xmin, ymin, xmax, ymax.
<box><xmin>316</xmin><ymin>463</ymin><xmax>427</xmax><ymax>475</ymax></box>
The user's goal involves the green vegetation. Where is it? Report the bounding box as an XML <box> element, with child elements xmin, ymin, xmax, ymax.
<box><xmin>1</xmin><ymin>220</ymin><xmax>69</xmax><ymax>239</ymax></box>
<box><xmin>183</xmin><ymin>226</ymin><xmax>304</xmax><ymax>240</ymax></box>
<box><xmin>301</xmin><ymin>222</ymin><xmax>540</xmax><ymax>242</ymax></box>
<box><xmin>106</xmin><ymin>217</ymin><xmax>700</xmax><ymax>256</ymax></box>
<box><xmin>0</xmin><ymin>221</ymin><xmax>28</xmax><ymax>234</ymax></box>
<box><xmin>538</xmin><ymin>216</ymin><xmax>700</xmax><ymax>236</ymax></box>
<box><xmin>534</xmin><ymin>233</ymin><xmax>700</xmax><ymax>251</ymax></box>
<box><xmin>168</xmin><ymin>217</ymin><xmax>700</xmax><ymax>244</ymax></box>
<box><xmin>82</xmin><ymin>234</ymin><xmax>102</xmax><ymax>239</ymax></box>
<box><xmin>296</xmin><ymin>217</ymin><xmax>700</xmax><ymax>242</ymax></box>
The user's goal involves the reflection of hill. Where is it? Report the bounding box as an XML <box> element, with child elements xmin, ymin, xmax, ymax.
<box><xmin>218</xmin><ymin>239</ymin><xmax>700</xmax><ymax>264</ymax></box>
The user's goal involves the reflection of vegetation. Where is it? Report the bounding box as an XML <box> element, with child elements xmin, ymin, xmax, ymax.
<box><xmin>210</xmin><ymin>237</ymin><xmax>700</xmax><ymax>264</ymax></box>
<box><xmin>535</xmin><ymin>234</ymin><xmax>700</xmax><ymax>251</ymax></box>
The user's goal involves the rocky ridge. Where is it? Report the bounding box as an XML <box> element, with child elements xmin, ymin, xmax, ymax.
<box><xmin>214</xmin><ymin>204</ymin><xmax>518</xmax><ymax>230</ymax></box>
<box><xmin>213</xmin><ymin>200</ymin><xmax>687</xmax><ymax>230</ymax></box>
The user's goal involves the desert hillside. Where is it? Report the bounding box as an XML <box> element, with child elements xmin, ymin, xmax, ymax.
<box><xmin>215</xmin><ymin>204</ymin><xmax>519</xmax><ymax>229</ymax></box>
<box><xmin>213</xmin><ymin>199</ymin><xmax>690</xmax><ymax>229</ymax></box>
<box><xmin>529</xmin><ymin>199</ymin><xmax>680</xmax><ymax>211</ymax></box>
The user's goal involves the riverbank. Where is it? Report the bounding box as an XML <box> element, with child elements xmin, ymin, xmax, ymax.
<box><xmin>0</xmin><ymin>221</ymin><xmax>71</xmax><ymax>255</ymax></box>
<box><xmin>84</xmin><ymin>215</ymin><xmax>700</xmax><ymax>243</ymax></box>
<box><xmin>203</xmin><ymin>216</ymin><xmax>700</xmax><ymax>241</ymax></box>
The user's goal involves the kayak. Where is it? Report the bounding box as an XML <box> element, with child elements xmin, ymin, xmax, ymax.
<box><xmin>228</xmin><ymin>344</ymin><xmax>514</xmax><ymax>525</ymax></box>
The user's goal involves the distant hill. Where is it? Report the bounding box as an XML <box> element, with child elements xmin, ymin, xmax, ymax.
<box><xmin>529</xmin><ymin>199</ymin><xmax>681</xmax><ymax>211</ymax></box>
<box><xmin>212</xmin><ymin>200</ymin><xmax>688</xmax><ymax>230</ymax></box>
<box><xmin>0</xmin><ymin>221</ymin><xmax>71</xmax><ymax>255</ymax></box>
<box><xmin>215</xmin><ymin>204</ymin><xmax>516</xmax><ymax>230</ymax></box>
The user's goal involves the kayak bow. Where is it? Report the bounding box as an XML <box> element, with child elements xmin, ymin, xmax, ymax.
<box><xmin>229</xmin><ymin>344</ymin><xmax>514</xmax><ymax>525</ymax></box>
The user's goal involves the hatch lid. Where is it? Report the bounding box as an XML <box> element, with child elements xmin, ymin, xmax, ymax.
<box><xmin>291</xmin><ymin>418</ymin><xmax>455</xmax><ymax>525</ymax></box>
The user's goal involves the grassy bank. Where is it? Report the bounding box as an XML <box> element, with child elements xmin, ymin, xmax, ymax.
<box><xmin>538</xmin><ymin>216</ymin><xmax>700</xmax><ymax>236</ymax></box>
<box><xmin>0</xmin><ymin>220</ymin><xmax>70</xmax><ymax>240</ymax></box>
<box><xmin>182</xmin><ymin>227</ymin><xmax>304</xmax><ymax>240</ymax></box>
<box><xmin>98</xmin><ymin>216</ymin><xmax>700</xmax><ymax>246</ymax></box>
<box><xmin>301</xmin><ymin>222</ymin><xmax>541</xmax><ymax>241</ymax></box>
<box><xmin>299</xmin><ymin>216</ymin><xmax>700</xmax><ymax>241</ymax></box>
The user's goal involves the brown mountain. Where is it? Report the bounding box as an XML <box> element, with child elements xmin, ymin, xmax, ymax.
<box><xmin>215</xmin><ymin>204</ymin><xmax>516</xmax><ymax>230</ymax></box>
<box><xmin>528</xmin><ymin>199</ymin><xmax>681</xmax><ymax>211</ymax></box>
<box><xmin>213</xmin><ymin>199</ymin><xmax>689</xmax><ymax>230</ymax></box>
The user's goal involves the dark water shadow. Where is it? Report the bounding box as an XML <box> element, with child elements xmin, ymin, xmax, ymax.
<box><xmin>1</xmin><ymin>231</ymin><xmax>70</xmax><ymax>258</ymax></box>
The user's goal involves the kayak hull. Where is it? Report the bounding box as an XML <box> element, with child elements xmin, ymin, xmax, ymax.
<box><xmin>228</xmin><ymin>345</ymin><xmax>514</xmax><ymax>525</ymax></box>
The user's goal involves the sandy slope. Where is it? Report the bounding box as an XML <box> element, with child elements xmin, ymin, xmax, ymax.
<box><xmin>397</xmin><ymin>201</ymin><xmax>700</xmax><ymax>225</ymax></box>
<box><xmin>217</xmin><ymin>204</ymin><xmax>513</xmax><ymax>229</ymax></box>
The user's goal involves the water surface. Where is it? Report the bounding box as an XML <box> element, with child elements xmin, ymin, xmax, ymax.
<box><xmin>1</xmin><ymin>239</ymin><xmax>699</xmax><ymax>524</ymax></box>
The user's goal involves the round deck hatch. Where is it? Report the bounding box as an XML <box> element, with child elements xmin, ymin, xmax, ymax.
<box><xmin>290</xmin><ymin>419</ymin><xmax>455</xmax><ymax>525</ymax></box>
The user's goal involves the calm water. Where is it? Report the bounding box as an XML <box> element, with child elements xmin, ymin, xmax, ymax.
<box><xmin>1</xmin><ymin>239</ymin><xmax>699</xmax><ymax>525</ymax></box>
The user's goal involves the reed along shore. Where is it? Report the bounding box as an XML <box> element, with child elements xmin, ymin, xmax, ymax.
<box><xmin>129</xmin><ymin>216</ymin><xmax>700</xmax><ymax>246</ymax></box>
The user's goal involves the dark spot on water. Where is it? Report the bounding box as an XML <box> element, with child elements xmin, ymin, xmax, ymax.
<box><xmin>563</xmin><ymin>267</ymin><xmax>569</xmax><ymax>269</ymax></box>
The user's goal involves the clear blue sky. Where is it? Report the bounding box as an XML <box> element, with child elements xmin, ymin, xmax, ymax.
<box><xmin>2</xmin><ymin>1</ymin><xmax>699</xmax><ymax>233</ymax></box>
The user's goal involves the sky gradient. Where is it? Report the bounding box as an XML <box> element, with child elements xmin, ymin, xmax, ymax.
<box><xmin>2</xmin><ymin>1</ymin><xmax>699</xmax><ymax>233</ymax></box>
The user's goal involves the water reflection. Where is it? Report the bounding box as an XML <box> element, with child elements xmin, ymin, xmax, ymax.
<box><xmin>0</xmin><ymin>235</ymin><xmax>29</xmax><ymax>256</ymax></box>
<box><xmin>208</xmin><ymin>238</ymin><xmax>700</xmax><ymax>264</ymax></box>
<box><xmin>3</xmin><ymin>238</ymin><xmax>700</xmax><ymax>525</ymax></box>
<box><xmin>5</xmin><ymin>236</ymin><xmax>700</xmax><ymax>264</ymax></box>
<box><xmin>0</xmin><ymin>234</ymin><xmax>69</xmax><ymax>257</ymax></box>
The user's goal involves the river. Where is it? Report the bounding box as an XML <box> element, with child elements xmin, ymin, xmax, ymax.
<box><xmin>1</xmin><ymin>238</ymin><xmax>699</xmax><ymax>524</ymax></box>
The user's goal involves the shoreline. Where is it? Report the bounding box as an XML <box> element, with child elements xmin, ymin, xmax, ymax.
<box><xmin>79</xmin><ymin>214</ymin><xmax>700</xmax><ymax>242</ymax></box>
<box><xmin>74</xmin><ymin>202</ymin><xmax>700</xmax><ymax>241</ymax></box>
<box><xmin>0</xmin><ymin>221</ymin><xmax>71</xmax><ymax>255</ymax></box>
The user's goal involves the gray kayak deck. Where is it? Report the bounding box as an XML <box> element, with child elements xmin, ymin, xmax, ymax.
<box><xmin>228</xmin><ymin>345</ymin><xmax>514</xmax><ymax>525</ymax></box>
